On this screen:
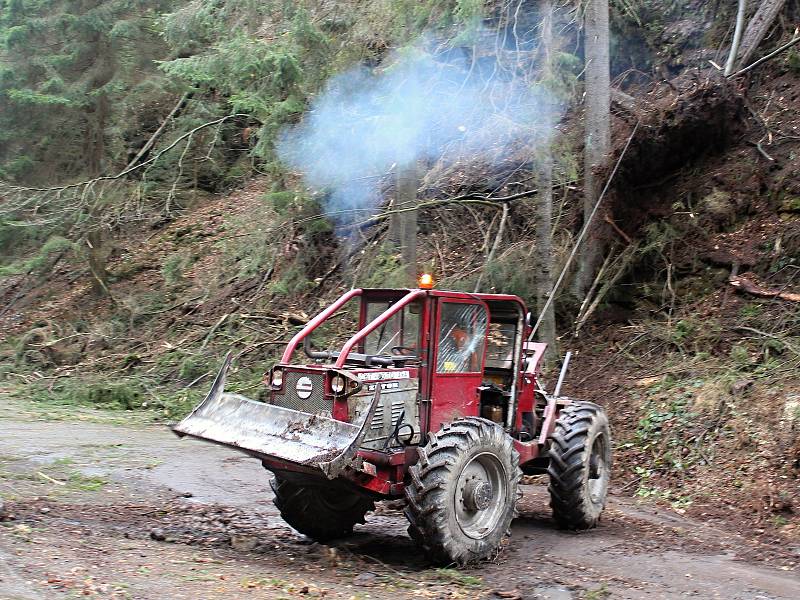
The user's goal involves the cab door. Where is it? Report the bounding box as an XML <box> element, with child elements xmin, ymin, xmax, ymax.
<box><xmin>428</xmin><ymin>298</ymin><xmax>489</xmax><ymax>432</ymax></box>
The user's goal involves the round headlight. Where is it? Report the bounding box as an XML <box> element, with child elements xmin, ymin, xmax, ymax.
<box><xmin>331</xmin><ymin>374</ymin><xmax>345</xmax><ymax>394</ymax></box>
<box><xmin>271</xmin><ymin>369</ymin><xmax>283</xmax><ymax>388</ymax></box>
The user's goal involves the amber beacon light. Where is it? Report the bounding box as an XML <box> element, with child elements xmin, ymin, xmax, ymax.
<box><xmin>418</xmin><ymin>273</ymin><xmax>435</xmax><ymax>289</ymax></box>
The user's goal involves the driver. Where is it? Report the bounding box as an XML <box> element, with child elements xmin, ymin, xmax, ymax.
<box><xmin>450</xmin><ymin>324</ymin><xmax>479</xmax><ymax>371</ymax></box>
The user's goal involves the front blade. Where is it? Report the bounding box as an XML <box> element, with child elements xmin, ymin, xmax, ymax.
<box><xmin>172</xmin><ymin>353</ymin><xmax>380</xmax><ymax>479</ymax></box>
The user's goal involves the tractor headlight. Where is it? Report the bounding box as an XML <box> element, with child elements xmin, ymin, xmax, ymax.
<box><xmin>271</xmin><ymin>368</ymin><xmax>283</xmax><ymax>388</ymax></box>
<box><xmin>331</xmin><ymin>374</ymin><xmax>346</xmax><ymax>394</ymax></box>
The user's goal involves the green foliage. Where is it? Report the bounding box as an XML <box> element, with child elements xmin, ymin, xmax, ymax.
<box><xmin>6</xmin><ymin>88</ymin><xmax>74</xmax><ymax>106</ymax></box>
<box><xmin>264</xmin><ymin>191</ymin><xmax>297</xmax><ymax>214</ymax></box>
<box><xmin>161</xmin><ymin>249</ymin><xmax>194</xmax><ymax>286</ymax></box>
<box><xmin>540</xmin><ymin>51</ymin><xmax>583</xmax><ymax>103</ymax></box>
<box><xmin>634</xmin><ymin>377</ymin><xmax>702</xmax><ymax>472</ymax></box>
<box><xmin>356</xmin><ymin>247</ymin><xmax>409</xmax><ymax>289</ymax></box>
<box><xmin>0</xmin><ymin>0</ymin><xmax>173</xmax><ymax>183</ymax></box>
<box><xmin>729</xmin><ymin>344</ymin><xmax>751</xmax><ymax>366</ymax></box>
<box><xmin>24</xmin><ymin>376</ymin><xmax>148</xmax><ymax>411</ymax></box>
<box><xmin>160</xmin><ymin>36</ymin><xmax>302</xmax><ymax>98</ymax></box>
<box><xmin>583</xmin><ymin>584</ymin><xmax>612</xmax><ymax>600</ymax></box>
<box><xmin>476</xmin><ymin>245</ymin><xmax>537</xmax><ymax>305</ymax></box>
<box><xmin>0</xmin><ymin>0</ymin><xmax>487</xmax><ymax>290</ymax></box>
<box><xmin>15</xmin><ymin>370</ymin><xmax>215</xmax><ymax>421</ymax></box>
<box><xmin>159</xmin><ymin>3</ymin><xmax>332</xmax><ymax>160</ymax></box>
<box><xmin>0</xmin><ymin>154</ymin><xmax>34</xmax><ymax>179</ymax></box>
<box><xmin>178</xmin><ymin>355</ymin><xmax>210</xmax><ymax>381</ymax></box>
<box><xmin>0</xmin><ymin>235</ymin><xmax>73</xmax><ymax>276</ymax></box>
<box><xmin>453</xmin><ymin>0</ymin><xmax>484</xmax><ymax>23</ymax></box>
<box><xmin>220</xmin><ymin>205</ymin><xmax>281</xmax><ymax>282</ymax></box>
<box><xmin>787</xmin><ymin>49</ymin><xmax>800</xmax><ymax>75</ymax></box>
<box><xmin>268</xmin><ymin>261</ymin><xmax>314</xmax><ymax>296</ymax></box>
<box><xmin>738</xmin><ymin>303</ymin><xmax>764</xmax><ymax>320</ymax></box>
<box><xmin>432</xmin><ymin>568</ymin><xmax>482</xmax><ymax>588</ymax></box>
<box><xmin>670</xmin><ymin>319</ymin><xmax>694</xmax><ymax>345</ymax></box>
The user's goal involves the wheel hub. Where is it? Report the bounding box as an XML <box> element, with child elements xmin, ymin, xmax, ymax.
<box><xmin>454</xmin><ymin>452</ymin><xmax>508</xmax><ymax>539</ymax></box>
<box><xmin>463</xmin><ymin>480</ymin><xmax>493</xmax><ymax>511</ymax></box>
<box><xmin>588</xmin><ymin>434</ymin><xmax>609</xmax><ymax>505</ymax></box>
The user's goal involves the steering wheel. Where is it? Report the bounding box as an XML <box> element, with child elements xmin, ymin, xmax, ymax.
<box><xmin>391</xmin><ymin>345</ymin><xmax>416</xmax><ymax>356</ymax></box>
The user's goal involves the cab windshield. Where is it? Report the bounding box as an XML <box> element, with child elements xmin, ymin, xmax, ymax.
<box><xmin>363</xmin><ymin>300</ymin><xmax>422</xmax><ymax>357</ymax></box>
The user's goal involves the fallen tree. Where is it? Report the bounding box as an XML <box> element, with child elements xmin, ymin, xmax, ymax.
<box><xmin>736</xmin><ymin>0</ymin><xmax>788</xmax><ymax>70</ymax></box>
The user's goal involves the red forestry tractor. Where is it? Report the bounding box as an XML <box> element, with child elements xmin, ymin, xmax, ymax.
<box><xmin>174</xmin><ymin>279</ymin><xmax>611</xmax><ymax>565</ymax></box>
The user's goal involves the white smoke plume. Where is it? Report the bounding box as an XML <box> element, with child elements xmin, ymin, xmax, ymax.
<box><xmin>277</xmin><ymin>33</ymin><xmax>556</xmax><ymax>231</ymax></box>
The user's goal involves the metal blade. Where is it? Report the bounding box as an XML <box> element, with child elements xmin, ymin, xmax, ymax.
<box><xmin>172</xmin><ymin>353</ymin><xmax>380</xmax><ymax>479</ymax></box>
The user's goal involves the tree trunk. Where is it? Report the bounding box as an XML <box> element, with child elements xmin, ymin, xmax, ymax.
<box><xmin>85</xmin><ymin>91</ymin><xmax>112</xmax><ymax>297</ymax></box>
<box><xmin>535</xmin><ymin>1</ymin><xmax>558</xmax><ymax>366</ymax></box>
<box><xmin>736</xmin><ymin>0</ymin><xmax>787</xmax><ymax>69</ymax></box>
<box><xmin>725</xmin><ymin>0</ymin><xmax>748</xmax><ymax>76</ymax></box>
<box><xmin>86</xmin><ymin>228</ymin><xmax>111</xmax><ymax>298</ymax></box>
<box><xmin>574</xmin><ymin>0</ymin><xmax>611</xmax><ymax>298</ymax></box>
<box><xmin>388</xmin><ymin>163</ymin><xmax>419</xmax><ymax>286</ymax></box>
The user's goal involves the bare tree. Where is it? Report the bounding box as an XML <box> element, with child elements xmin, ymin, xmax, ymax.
<box><xmin>388</xmin><ymin>163</ymin><xmax>419</xmax><ymax>286</ymax></box>
<box><xmin>725</xmin><ymin>0</ymin><xmax>748</xmax><ymax>76</ymax></box>
<box><xmin>574</xmin><ymin>0</ymin><xmax>611</xmax><ymax>297</ymax></box>
<box><xmin>535</xmin><ymin>0</ymin><xmax>558</xmax><ymax>364</ymax></box>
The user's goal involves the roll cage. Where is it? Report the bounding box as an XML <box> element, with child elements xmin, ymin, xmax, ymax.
<box><xmin>281</xmin><ymin>288</ymin><xmax>530</xmax><ymax>372</ymax></box>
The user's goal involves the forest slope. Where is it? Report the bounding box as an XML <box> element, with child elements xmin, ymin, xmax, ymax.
<box><xmin>1</xmin><ymin>0</ymin><xmax>799</xmax><ymax>567</ymax></box>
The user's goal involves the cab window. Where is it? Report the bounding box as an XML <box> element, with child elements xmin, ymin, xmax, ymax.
<box><xmin>363</xmin><ymin>300</ymin><xmax>421</xmax><ymax>356</ymax></box>
<box><xmin>437</xmin><ymin>302</ymin><xmax>487</xmax><ymax>373</ymax></box>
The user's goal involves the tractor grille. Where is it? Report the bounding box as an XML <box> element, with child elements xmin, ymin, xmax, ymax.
<box><xmin>370</xmin><ymin>403</ymin><xmax>384</xmax><ymax>431</ymax></box>
<box><xmin>272</xmin><ymin>371</ymin><xmax>331</xmax><ymax>416</ymax></box>
<box><xmin>370</xmin><ymin>396</ymin><xmax>406</xmax><ymax>431</ymax></box>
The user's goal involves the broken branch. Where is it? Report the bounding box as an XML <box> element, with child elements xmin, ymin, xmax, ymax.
<box><xmin>474</xmin><ymin>202</ymin><xmax>509</xmax><ymax>292</ymax></box>
<box><xmin>728</xmin><ymin>275</ymin><xmax>800</xmax><ymax>302</ymax></box>
<box><xmin>38</xmin><ymin>472</ymin><xmax>66</xmax><ymax>486</ymax></box>
<box><xmin>125</xmin><ymin>92</ymin><xmax>189</xmax><ymax>171</ymax></box>
<box><xmin>603</xmin><ymin>214</ymin><xmax>632</xmax><ymax>243</ymax></box>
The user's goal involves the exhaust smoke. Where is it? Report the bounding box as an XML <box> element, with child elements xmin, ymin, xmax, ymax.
<box><xmin>277</xmin><ymin>32</ymin><xmax>557</xmax><ymax>232</ymax></box>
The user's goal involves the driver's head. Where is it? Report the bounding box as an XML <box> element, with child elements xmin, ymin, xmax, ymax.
<box><xmin>451</xmin><ymin>325</ymin><xmax>469</xmax><ymax>350</ymax></box>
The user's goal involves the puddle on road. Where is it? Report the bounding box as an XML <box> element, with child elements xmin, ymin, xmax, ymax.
<box><xmin>534</xmin><ymin>586</ymin><xmax>574</xmax><ymax>600</ymax></box>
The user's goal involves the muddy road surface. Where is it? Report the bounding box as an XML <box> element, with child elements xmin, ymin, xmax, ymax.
<box><xmin>1</xmin><ymin>412</ymin><xmax>798</xmax><ymax>599</ymax></box>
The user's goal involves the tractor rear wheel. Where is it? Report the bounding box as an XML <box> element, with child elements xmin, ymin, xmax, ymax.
<box><xmin>270</xmin><ymin>476</ymin><xmax>374</xmax><ymax>541</ymax></box>
<box><xmin>404</xmin><ymin>417</ymin><xmax>521</xmax><ymax>565</ymax></box>
<box><xmin>547</xmin><ymin>401</ymin><xmax>611</xmax><ymax>529</ymax></box>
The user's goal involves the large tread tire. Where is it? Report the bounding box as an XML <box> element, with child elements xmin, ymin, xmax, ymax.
<box><xmin>270</xmin><ymin>476</ymin><xmax>375</xmax><ymax>541</ymax></box>
<box><xmin>547</xmin><ymin>401</ymin><xmax>612</xmax><ymax>530</ymax></box>
<box><xmin>404</xmin><ymin>417</ymin><xmax>521</xmax><ymax>566</ymax></box>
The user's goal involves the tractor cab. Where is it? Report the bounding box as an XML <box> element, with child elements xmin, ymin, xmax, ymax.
<box><xmin>268</xmin><ymin>287</ymin><xmax>538</xmax><ymax>449</ymax></box>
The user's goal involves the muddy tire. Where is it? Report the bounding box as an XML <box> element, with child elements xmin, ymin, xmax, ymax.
<box><xmin>547</xmin><ymin>401</ymin><xmax>611</xmax><ymax>529</ymax></box>
<box><xmin>270</xmin><ymin>476</ymin><xmax>374</xmax><ymax>541</ymax></box>
<box><xmin>404</xmin><ymin>417</ymin><xmax>521</xmax><ymax>565</ymax></box>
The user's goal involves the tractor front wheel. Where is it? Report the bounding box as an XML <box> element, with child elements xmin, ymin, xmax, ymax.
<box><xmin>270</xmin><ymin>476</ymin><xmax>375</xmax><ymax>541</ymax></box>
<box><xmin>404</xmin><ymin>417</ymin><xmax>521</xmax><ymax>565</ymax></box>
<box><xmin>547</xmin><ymin>401</ymin><xmax>612</xmax><ymax>529</ymax></box>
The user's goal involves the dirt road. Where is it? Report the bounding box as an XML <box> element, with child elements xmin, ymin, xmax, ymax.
<box><xmin>1</xmin><ymin>412</ymin><xmax>797</xmax><ymax>599</ymax></box>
